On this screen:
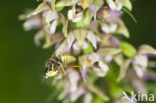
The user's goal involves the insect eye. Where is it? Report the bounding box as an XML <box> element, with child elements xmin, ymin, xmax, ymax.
<box><xmin>44</xmin><ymin>67</ymin><xmax>49</xmax><ymax>75</ymax></box>
<box><xmin>45</xmin><ymin>62</ymin><xmax>52</xmax><ymax>71</ymax></box>
<box><xmin>75</xmin><ymin>5</ymin><xmax>83</xmax><ymax>13</ymax></box>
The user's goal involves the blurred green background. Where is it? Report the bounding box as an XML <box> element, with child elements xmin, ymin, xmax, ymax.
<box><xmin>0</xmin><ymin>0</ymin><xmax>155</xmax><ymax>103</ymax></box>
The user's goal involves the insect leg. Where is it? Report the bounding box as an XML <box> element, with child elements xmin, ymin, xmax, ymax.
<box><xmin>66</xmin><ymin>65</ymin><xmax>83</xmax><ymax>69</ymax></box>
<box><xmin>52</xmin><ymin>64</ymin><xmax>54</xmax><ymax>71</ymax></box>
<box><xmin>58</xmin><ymin>62</ymin><xmax>66</xmax><ymax>73</ymax></box>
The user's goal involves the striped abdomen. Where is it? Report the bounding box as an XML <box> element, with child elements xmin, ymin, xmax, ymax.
<box><xmin>60</xmin><ymin>54</ymin><xmax>76</xmax><ymax>64</ymax></box>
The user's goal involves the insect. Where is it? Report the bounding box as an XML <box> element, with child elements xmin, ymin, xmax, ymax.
<box><xmin>43</xmin><ymin>40</ymin><xmax>81</xmax><ymax>79</ymax></box>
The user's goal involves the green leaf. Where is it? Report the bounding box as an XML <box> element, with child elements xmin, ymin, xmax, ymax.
<box><xmin>32</xmin><ymin>2</ymin><xmax>50</xmax><ymax>15</ymax></box>
<box><xmin>116</xmin><ymin>19</ymin><xmax>130</xmax><ymax>38</ymax></box>
<box><xmin>120</xmin><ymin>41</ymin><xmax>136</xmax><ymax>58</ymax></box>
<box><xmin>56</xmin><ymin>7</ymin><xmax>64</xmax><ymax>12</ymax></box>
<box><xmin>120</xmin><ymin>0</ymin><xmax>132</xmax><ymax>11</ymax></box>
<box><xmin>83</xmin><ymin>42</ymin><xmax>94</xmax><ymax>54</ymax></box>
<box><xmin>93</xmin><ymin>96</ymin><xmax>106</xmax><ymax>103</ymax></box>
<box><xmin>109</xmin><ymin>84</ymin><xmax>123</xmax><ymax>99</ymax></box>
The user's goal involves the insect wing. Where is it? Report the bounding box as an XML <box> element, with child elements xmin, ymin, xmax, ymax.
<box><xmin>54</xmin><ymin>39</ymin><xmax>70</xmax><ymax>56</ymax></box>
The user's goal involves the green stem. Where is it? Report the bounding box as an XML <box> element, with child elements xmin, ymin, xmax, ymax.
<box><xmin>51</xmin><ymin>0</ymin><xmax>56</xmax><ymax>11</ymax></box>
<box><xmin>122</xmin><ymin>7</ymin><xmax>137</xmax><ymax>23</ymax></box>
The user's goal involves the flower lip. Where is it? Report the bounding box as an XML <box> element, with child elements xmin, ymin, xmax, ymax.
<box><xmin>108</xmin><ymin>0</ymin><xmax>123</xmax><ymax>11</ymax></box>
<box><xmin>75</xmin><ymin>4</ymin><xmax>84</xmax><ymax>14</ymax></box>
<box><xmin>94</xmin><ymin>61</ymin><xmax>109</xmax><ymax>77</ymax></box>
<box><xmin>101</xmin><ymin>23</ymin><xmax>117</xmax><ymax>34</ymax></box>
<box><xmin>68</xmin><ymin>8</ymin><xmax>83</xmax><ymax>22</ymax></box>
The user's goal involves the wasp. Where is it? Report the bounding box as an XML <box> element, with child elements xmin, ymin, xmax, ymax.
<box><xmin>44</xmin><ymin>54</ymin><xmax>80</xmax><ymax>78</ymax></box>
<box><xmin>43</xmin><ymin>40</ymin><xmax>81</xmax><ymax>79</ymax></box>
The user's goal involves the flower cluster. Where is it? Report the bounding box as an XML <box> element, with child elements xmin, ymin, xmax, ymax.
<box><xmin>20</xmin><ymin>0</ymin><xmax>156</xmax><ymax>102</ymax></box>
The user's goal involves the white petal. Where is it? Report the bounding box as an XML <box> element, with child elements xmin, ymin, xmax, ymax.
<box><xmin>86</xmin><ymin>31</ymin><xmax>97</xmax><ymax>49</ymax></box>
<box><xmin>110</xmin><ymin>23</ymin><xmax>118</xmax><ymax>32</ymax></box>
<box><xmin>101</xmin><ymin>23</ymin><xmax>117</xmax><ymax>34</ymax></box>
<box><xmin>95</xmin><ymin>67</ymin><xmax>106</xmax><ymax>77</ymax></box>
<box><xmin>101</xmin><ymin>24</ymin><xmax>110</xmax><ymax>33</ymax></box>
<box><xmin>68</xmin><ymin>9</ymin><xmax>75</xmax><ymax>20</ymax></box>
<box><xmin>68</xmin><ymin>8</ymin><xmax>82</xmax><ymax>22</ymax></box>
<box><xmin>108</xmin><ymin>0</ymin><xmax>117</xmax><ymax>11</ymax></box>
<box><xmin>116</xmin><ymin>2</ymin><xmax>123</xmax><ymax>11</ymax></box>
<box><xmin>108</xmin><ymin>0</ymin><xmax>123</xmax><ymax>11</ymax></box>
